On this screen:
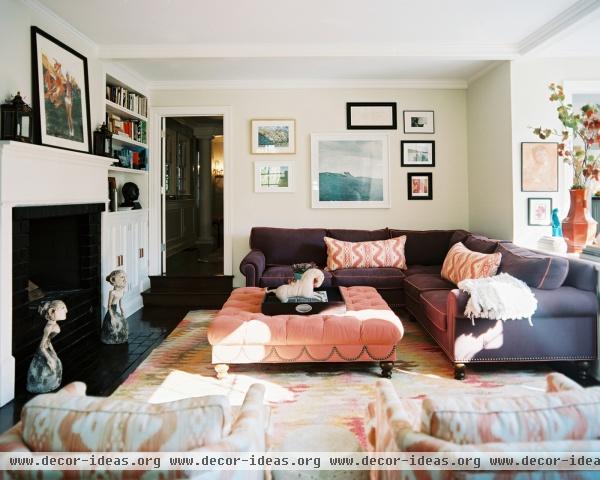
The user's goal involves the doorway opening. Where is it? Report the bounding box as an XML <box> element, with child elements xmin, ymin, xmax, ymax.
<box><xmin>163</xmin><ymin>116</ymin><xmax>224</xmax><ymax>276</ymax></box>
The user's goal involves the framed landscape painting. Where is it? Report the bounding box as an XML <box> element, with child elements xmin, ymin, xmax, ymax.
<box><xmin>251</xmin><ymin>119</ymin><xmax>295</xmax><ymax>154</ymax></box>
<box><xmin>254</xmin><ymin>161</ymin><xmax>295</xmax><ymax>193</ymax></box>
<box><xmin>31</xmin><ymin>26</ymin><xmax>91</xmax><ymax>153</ymax></box>
<box><xmin>521</xmin><ymin>142</ymin><xmax>558</xmax><ymax>192</ymax></box>
<box><xmin>311</xmin><ymin>133</ymin><xmax>390</xmax><ymax>208</ymax></box>
<box><xmin>401</xmin><ymin>140</ymin><xmax>435</xmax><ymax>167</ymax></box>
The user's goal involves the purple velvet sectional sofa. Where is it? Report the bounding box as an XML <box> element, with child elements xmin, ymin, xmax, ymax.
<box><xmin>240</xmin><ymin>227</ymin><xmax>599</xmax><ymax>379</ymax></box>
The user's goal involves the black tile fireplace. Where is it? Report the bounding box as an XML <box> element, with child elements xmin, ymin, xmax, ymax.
<box><xmin>12</xmin><ymin>203</ymin><xmax>104</xmax><ymax>390</ymax></box>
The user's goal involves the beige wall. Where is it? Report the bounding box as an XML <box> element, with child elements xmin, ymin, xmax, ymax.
<box><xmin>151</xmin><ymin>88</ymin><xmax>470</xmax><ymax>285</ymax></box>
<box><xmin>466</xmin><ymin>62</ymin><xmax>514</xmax><ymax>240</ymax></box>
<box><xmin>511</xmin><ymin>57</ymin><xmax>600</xmax><ymax>248</ymax></box>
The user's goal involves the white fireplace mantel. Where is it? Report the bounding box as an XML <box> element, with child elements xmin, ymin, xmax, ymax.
<box><xmin>0</xmin><ymin>141</ymin><xmax>113</xmax><ymax>406</ymax></box>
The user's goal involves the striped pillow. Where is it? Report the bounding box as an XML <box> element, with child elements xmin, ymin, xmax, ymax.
<box><xmin>324</xmin><ymin>236</ymin><xmax>407</xmax><ymax>271</ymax></box>
<box><xmin>441</xmin><ymin>242</ymin><xmax>501</xmax><ymax>284</ymax></box>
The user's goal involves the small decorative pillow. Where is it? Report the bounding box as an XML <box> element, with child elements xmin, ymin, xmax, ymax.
<box><xmin>324</xmin><ymin>236</ymin><xmax>407</xmax><ymax>271</ymax></box>
<box><xmin>21</xmin><ymin>391</ymin><xmax>232</xmax><ymax>452</ymax></box>
<box><xmin>441</xmin><ymin>242</ymin><xmax>501</xmax><ymax>284</ymax></box>
<box><xmin>421</xmin><ymin>387</ymin><xmax>600</xmax><ymax>444</ymax></box>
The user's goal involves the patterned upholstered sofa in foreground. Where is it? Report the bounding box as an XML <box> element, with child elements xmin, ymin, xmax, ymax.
<box><xmin>0</xmin><ymin>382</ymin><xmax>268</xmax><ymax>480</ymax></box>
<box><xmin>240</xmin><ymin>227</ymin><xmax>598</xmax><ymax>379</ymax></box>
<box><xmin>367</xmin><ymin>372</ymin><xmax>600</xmax><ymax>480</ymax></box>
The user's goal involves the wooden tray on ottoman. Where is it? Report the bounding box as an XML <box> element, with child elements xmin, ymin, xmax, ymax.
<box><xmin>261</xmin><ymin>287</ymin><xmax>346</xmax><ymax>315</ymax></box>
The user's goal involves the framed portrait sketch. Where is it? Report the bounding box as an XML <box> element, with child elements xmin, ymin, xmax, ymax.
<box><xmin>254</xmin><ymin>161</ymin><xmax>295</xmax><ymax>193</ymax></box>
<box><xmin>528</xmin><ymin>198</ymin><xmax>552</xmax><ymax>226</ymax></box>
<box><xmin>401</xmin><ymin>140</ymin><xmax>435</xmax><ymax>167</ymax></box>
<box><xmin>521</xmin><ymin>142</ymin><xmax>558</xmax><ymax>192</ymax></box>
<box><xmin>311</xmin><ymin>133</ymin><xmax>390</xmax><ymax>208</ymax></box>
<box><xmin>31</xmin><ymin>26</ymin><xmax>92</xmax><ymax>153</ymax></box>
<box><xmin>403</xmin><ymin>110</ymin><xmax>434</xmax><ymax>134</ymax></box>
<box><xmin>251</xmin><ymin>119</ymin><xmax>295</xmax><ymax>154</ymax></box>
<box><xmin>346</xmin><ymin>102</ymin><xmax>397</xmax><ymax>130</ymax></box>
<box><xmin>407</xmin><ymin>172</ymin><xmax>433</xmax><ymax>200</ymax></box>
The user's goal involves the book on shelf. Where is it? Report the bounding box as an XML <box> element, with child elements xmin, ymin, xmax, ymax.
<box><xmin>579</xmin><ymin>253</ymin><xmax>600</xmax><ymax>263</ymax></box>
<box><xmin>106</xmin><ymin>113</ymin><xmax>147</xmax><ymax>144</ymax></box>
<box><xmin>114</xmin><ymin>147</ymin><xmax>147</xmax><ymax>171</ymax></box>
<box><xmin>106</xmin><ymin>85</ymin><xmax>147</xmax><ymax>117</ymax></box>
<box><xmin>581</xmin><ymin>245</ymin><xmax>600</xmax><ymax>257</ymax></box>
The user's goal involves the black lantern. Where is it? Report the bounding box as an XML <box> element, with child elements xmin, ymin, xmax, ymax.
<box><xmin>1</xmin><ymin>92</ymin><xmax>33</xmax><ymax>143</ymax></box>
<box><xmin>93</xmin><ymin>122</ymin><xmax>113</xmax><ymax>157</ymax></box>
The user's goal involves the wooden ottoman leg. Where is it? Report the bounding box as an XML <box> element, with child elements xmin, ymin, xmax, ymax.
<box><xmin>215</xmin><ymin>364</ymin><xmax>229</xmax><ymax>379</ymax></box>
<box><xmin>454</xmin><ymin>363</ymin><xmax>466</xmax><ymax>380</ymax></box>
<box><xmin>380</xmin><ymin>361</ymin><xmax>394</xmax><ymax>378</ymax></box>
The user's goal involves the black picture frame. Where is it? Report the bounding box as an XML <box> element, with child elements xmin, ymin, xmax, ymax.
<box><xmin>403</xmin><ymin>110</ymin><xmax>435</xmax><ymax>134</ymax></box>
<box><xmin>346</xmin><ymin>102</ymin><xmax>397</xmax><ymax>130</ymax></box>
<box><xmin>521</xmin><ymin>142</ymin><xmax>559</xmax><ymax>192</ymax></box>
<box><xmin>527</xmin><ymin>197</ymin><xmax>553</xmax><ymax>226</ymax></box>
<box><xmin>401</xmin><ymin>140</ymin><xmax>435</xmax><ymax>167</ymax></box>
<box><xmin>407</xmin><ymin>172</ymin><xmax>433</xmax><ymax>200</ymax></box>
<box><xmin>31</xmin><ymin>26</ymin><xmax>92</xmax><ymax>154</ymax></box>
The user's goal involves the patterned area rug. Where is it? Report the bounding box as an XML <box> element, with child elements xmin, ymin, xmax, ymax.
<box><xmin>113</xmin><ymin>310</ymin><xmax>551</xmax><ymax>450</ymax></box>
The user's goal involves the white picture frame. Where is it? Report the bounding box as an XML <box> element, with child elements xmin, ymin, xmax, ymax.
<box><xmin>251</xmin><ymin>119</ymin><xmax>295</xmax><ymax>154</ymax></box>
<box><xmin>254</xmin><ymin>161</ymin><xmax>295</xmax><ymax>193</ymax></box>
<box><xmin>311</xmin><ymin>133</ymin><xmax>390</xmax><ymax>208</ymax></box>
<box><xmin>403</xmin><ymin>110</ymin><xmax>435</xmax><ymax>134</ymax></box>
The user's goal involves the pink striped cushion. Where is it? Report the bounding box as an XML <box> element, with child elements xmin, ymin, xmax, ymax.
<box><xmin>324</xmin><ymin>236</ymin><xmax>407</xmax><ymax>271</ymax></box>
<box><xmin>441</xmin><ymin>242</ymin><xmax>501</xmax><ymax>285</ymax></box>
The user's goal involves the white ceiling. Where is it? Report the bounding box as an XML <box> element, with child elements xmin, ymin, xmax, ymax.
<box><xmin>32</xmin><ymin>0</ymin><xmax>600</xmax><ymax>88</ymax></box>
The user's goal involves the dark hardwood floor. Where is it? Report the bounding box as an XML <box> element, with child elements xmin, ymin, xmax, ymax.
<box><xmin>166</xmin><ymin>246</ymin><xmax>223</xmax><ymax>276</ymax></box>
<box><xmin>0</xmin><ymin>306</ymin><xmax>187</xmax><ymax>433</ymax></box>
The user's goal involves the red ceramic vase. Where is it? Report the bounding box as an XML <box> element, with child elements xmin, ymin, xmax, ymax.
<box><xmin>561</xmin><ymin>188</ymin><xmax>598</xmax><ymax>253</ymax></box>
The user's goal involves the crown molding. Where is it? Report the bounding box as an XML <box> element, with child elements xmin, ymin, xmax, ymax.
<box><xmin>466</xmin><ymin>61</ymin><xmax>505</xmax><ymax>85</ymax></box>
<box><xmin>148</xmin><ymin>78</ymin><xmax>468</xmax><ymax>91</ymax></box>
<box><xmin>99</xmin><ymin>43</ymin><xmax>518</xmax><ymax>60</ymax></box>
<box><xmin>519</xmin><ymin>0</ymin><xmax>600</xmax><ymax>55</ymax></box>
<box><xmin>20</xmin><ymin>0</ymin><xmax>99</xmax><ymax>54</ymax></box>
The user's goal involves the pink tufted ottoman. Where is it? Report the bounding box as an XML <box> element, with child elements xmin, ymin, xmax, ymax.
<box><xmin>207</xmin><ymin>286</ymin><xmax>404</xmax><ymax>378</ymax></box>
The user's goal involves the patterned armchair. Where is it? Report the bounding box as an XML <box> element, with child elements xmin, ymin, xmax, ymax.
<box><xmin>367</xmin><ymin>373</ymin><xmax>600</xmax><ymax>480</ymax></box>
<box><xmin>0</xmin><ymin>382</ymin><xmax>268</xmax><ymax>479</ymax></box>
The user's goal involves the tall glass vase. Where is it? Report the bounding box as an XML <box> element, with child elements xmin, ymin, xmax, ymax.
<box><xmin>561</xmin><ymin>188</ymin><xmax>598</xmax><ymax>253</ymax></box>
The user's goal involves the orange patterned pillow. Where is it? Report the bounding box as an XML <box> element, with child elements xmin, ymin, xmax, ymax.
<box><xmin>441</xmin><ymin>242</ymin><xmax>501</xmax><ymax>284</ymax></box>
<box><xmin>324</xmin><ymin>236</ymin><xmax>407</xmax><ymax>271</ymax></box>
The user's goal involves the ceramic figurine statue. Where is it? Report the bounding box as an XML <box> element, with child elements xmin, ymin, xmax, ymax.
<box><xmin>26</xmin><ymin>300</ymin><xmax>67</xmax><ymax>393</ymax></box>
<box><xmin>102</xmin><ymin>269</ymin><xmax>128</xmax><ymax>344</ymax></box>
<box><xmin>551</xmin><ymin>208</ymin><xmax>563</xmax><ymax>237</ymax></box>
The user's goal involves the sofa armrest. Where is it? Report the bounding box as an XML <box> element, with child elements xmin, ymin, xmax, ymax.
<box><xmin>367</xmin><ymin>379</ymin><xmax>423</xmax><ymax>455</ymax></box>
<box><xmin>194</xmin><ymin>383</ymin><xmax>268</xmax><ymax>453</ymax></box>
<box><xmin>447</xmin><ymin>288</ymin><xmax>469</xmax><ymax>320</ymax></box>
<box><xmin>546</xmin><ymin>372</ymin><xmax>584</xmax><ymax>392</ymax></box>
<box><xmin>240</xmin><ymin>250</ymin><xmax>266</xmax><ymax>287</ymax></box>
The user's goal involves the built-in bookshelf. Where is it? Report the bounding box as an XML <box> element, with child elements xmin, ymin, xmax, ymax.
<box><xmin>105</xmin><ymin>73</ymin><xmax>148</xmax><ymax>172</ymax></box>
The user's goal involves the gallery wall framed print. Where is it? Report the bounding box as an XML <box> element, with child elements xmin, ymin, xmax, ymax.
<box><xmin>346</xmin><ymin>102</ymin><xmax>397</xmax><ymax>130</ymax></box>
<box><xmin>31</xmin><ymin>26</ymin><xmax>92</xmax><ymax>153</ymax></box>
<box><xmin>311</xmin><ymin>133</ymin><xmax>390</xmax><ymax>208</ymax></box>
<box><xmin>251</xmin><ymin>119</ymin><xmax>295</xmax><ymax>154</ymax></box>
<box><xmin>521</xmin><ymin>142</ymin><xmax>558</xmax><ymax>192</ymax></box>
<box><xmin>403</xmin><ymin>110</ymin><xmax>434</xmax><ymax>134</ymax></box>
<box><xmin>254</xmin><ymin>161</ymin><xmax>295</xmax><ymax>193</ymax></box>
<box><xmin>407</xmin><ymin>172</ymin><xmax>433</xmax><ymax>200</ymax></box>
<box><xmin>528</xmin><ymin>198</ymin><xmax>552</xmax><ymax>226</ymax></box>
<box><xmin>401</xmin><ymin>140</ymin><xmax>435</xmax><ymax>167</ymax></box>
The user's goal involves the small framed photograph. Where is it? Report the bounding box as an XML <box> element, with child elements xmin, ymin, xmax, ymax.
<box><xmin>407</xmin><ymin>172</ymin><xmax>432</xmax><ymax>200</ymax></box>
<box><xmin>346</xmin><ymin>102</ymin><xmax>397</xmax><ymax>130</ymax></box>
<box><xmin>401</xmin><ymin>140</ymin><xmax>435</xmax><ymax>167</ymax></box>
<box><xmin>403</xmin><ymin>110</ymin><xmax>434</xmax><ymax>134</ymax></box>
<box><xmin>31</xmin><ymin>26</ymin><xmax>92</xmax><ymax>153</ymax></box>
<box><xmin>528</xmin><ymin>198</ymin><xmax>553</xmax><ymax>226</ymax></box>
<box><xmin>254</xmin><ymin>161</ymin><xmax>295</xmax><ymax>193</ymax></box>
<box><xmin>521</xmin><ymin>142</ymin><xmax>558</xmax><ymax>192</ymax></box>
<box><xmin>251</xmin><ymin>119</ymin><xmax>295</xmax><ymax>154</ymax></box>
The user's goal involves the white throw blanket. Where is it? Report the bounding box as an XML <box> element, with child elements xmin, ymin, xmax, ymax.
<box><xmin>457</xmin><ymin>273</ymin><xmax>538</xmax><ymax>325</ymax></box>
